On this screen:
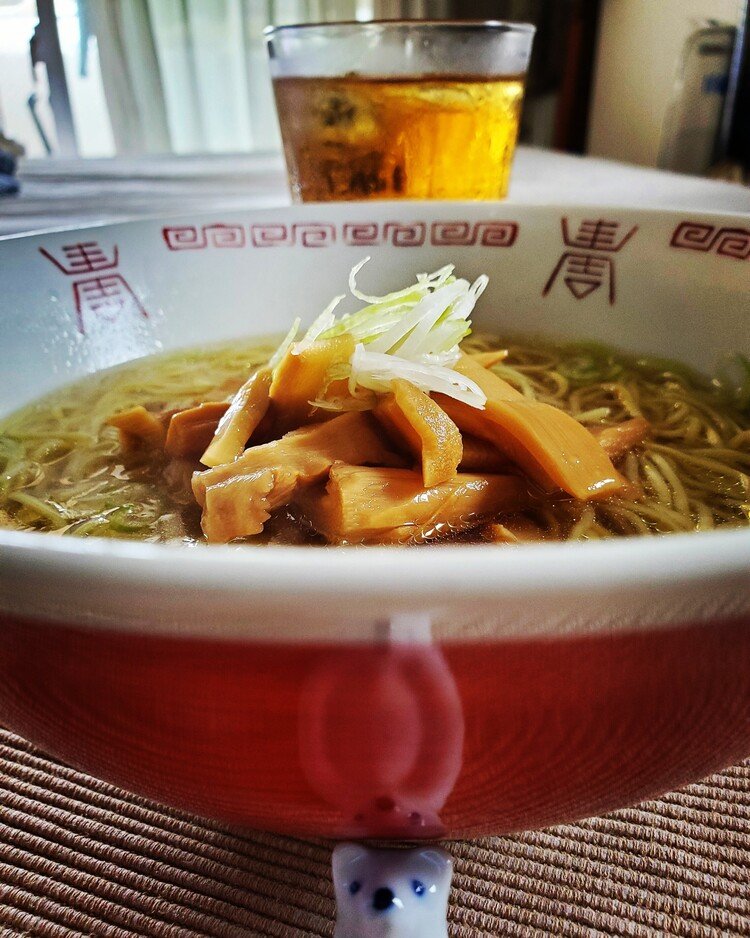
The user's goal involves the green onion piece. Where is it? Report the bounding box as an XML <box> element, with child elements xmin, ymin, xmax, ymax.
<box><xmin>108</xmin><ymin>505</ymin><xmax>152</xmax><ymax>533</ymax></box>
<box><xmin>8</xmin><ymin>491</ymin><xmax>69</xmax><ymax>527</ymax></box>
<box><xmin>559</xmin><ymin>350</ymin><xmax>623</xmax><ymax>385</ymax></box>
<box><xmin>30</xmin><ymin>438</ymin><xmax>73</xmax><ymax>464</ymax></box>
<box><xmin>63</xmin><ymin>516</ymin><xmax>110</xmax><ymax>537</ymax></box>
<box><xmin>714</xmin><ymin>353</ymin><xmax>750</xmax><ymax>413</ymax></box>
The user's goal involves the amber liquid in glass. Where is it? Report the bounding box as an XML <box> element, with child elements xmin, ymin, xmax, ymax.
<box><xmin>273</xmin><ymin>74</ymin><xmax>526</xmax><ymax>201</ymax></box>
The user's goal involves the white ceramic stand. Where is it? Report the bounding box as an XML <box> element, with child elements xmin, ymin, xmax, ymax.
<box><xmin>333</xmin><ymin>842</ymin><xmax>452</xmax><ymax>938</ymax></box>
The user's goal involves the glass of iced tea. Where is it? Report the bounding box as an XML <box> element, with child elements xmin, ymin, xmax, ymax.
<box><xmin>265</xmin><ymin>20</ymin><xmax>535</xmax><ymax>202</ymax></box>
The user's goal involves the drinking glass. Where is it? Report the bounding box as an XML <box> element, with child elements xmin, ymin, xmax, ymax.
<box><xmin>265</xmin><ymin>20</ymin><xmax>535</xmax><ymax>202</ymax></box>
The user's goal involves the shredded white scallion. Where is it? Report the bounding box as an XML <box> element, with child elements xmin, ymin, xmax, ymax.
<box><xmin>348</xmin><ymin>256</ymin><xmax>454</xmax><ymax>304</ymax></box>
<box><xmin>349</xmin><ymin>344</ymin><xmax>486</xmax><ymax>409</ymax></box>
<box><xmin>270</xmin><ymin>258</ymin><xmax>489</xmax><ymax>409</ymax></box>
<box><xmin>295</xmin><ymin>295</ymin><xmax>344</xmax><ymax>352</ymax></box>
<box><xmin>268</xmin><ymin>317</ymin><xmax>301</xmax><ymax>370</ymax></box>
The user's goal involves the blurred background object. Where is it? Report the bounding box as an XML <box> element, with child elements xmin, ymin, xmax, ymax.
<box><xmin>657</xmin><ymin>20</ymin><xmax>735</xmax><ymax>176</ymax></box>
<box><xmin>588</xmin><ymin>0</ymin><xmax>746</xmax><ymax>180</ymax></box>
<box><xmin>0</xmin><ymin>0</ymin><xmax>746</xmax><ymax>184</ymax></box>
<box><xmin>718</xmin><ymin>0</ymin><xmax>749</xmax><ymax>181</ymax></box>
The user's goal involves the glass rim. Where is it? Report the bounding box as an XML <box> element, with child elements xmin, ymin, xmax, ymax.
<box><xmin>264</xmin><ymin>19</ymin><xmax>536</xmax><ymax>39</ymax></box>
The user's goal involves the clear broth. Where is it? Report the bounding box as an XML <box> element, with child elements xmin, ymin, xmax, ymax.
<box><xmin>1</xmin><ymin>335</ymin><xmax>749</xmax><ymax>545</ymax></box>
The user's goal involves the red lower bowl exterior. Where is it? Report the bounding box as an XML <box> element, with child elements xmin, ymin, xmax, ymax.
<box><xmin>1</xmin><ymin>613</ymin><xmax>749</xmax><ymax>839</ymax></box>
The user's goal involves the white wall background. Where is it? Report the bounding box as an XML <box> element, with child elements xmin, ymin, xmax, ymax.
<box><xmin>587</xmin><ymin>0</ymin><xmax>743</xmax><ymax>167</ymax></box>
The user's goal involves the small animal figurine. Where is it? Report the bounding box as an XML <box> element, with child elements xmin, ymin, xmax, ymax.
<box><xmin>333</xmin><ymin>842</ymin><xmax>452</xmax><ymax>938</ymax></box>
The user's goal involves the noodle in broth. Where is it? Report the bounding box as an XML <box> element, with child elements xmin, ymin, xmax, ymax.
<box><xmin>1</xmin><ymin>334</ymin><xmax>749</xmax><ymax>544</ymax></box>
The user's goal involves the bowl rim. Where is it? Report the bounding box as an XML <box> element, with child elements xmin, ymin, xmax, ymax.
<box><xmin>1</xmin><ymin>525</ymin><xmax>749</xmax><ymax>599</ymax></box>
<box><xmin>0</xmin><ymin>200</ymin><xmax>748</xmax><ymax>244</ymax></box>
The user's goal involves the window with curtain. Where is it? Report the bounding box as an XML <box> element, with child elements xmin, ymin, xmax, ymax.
<box><xmin>85</xmin><ymin>0</ymin><xmax>378</xmax><ymax>155</ymax></box>
<box><xmin>0</xmin><ymin>0</ymin><xmax>441</xmax><ymax>157</ymax></box>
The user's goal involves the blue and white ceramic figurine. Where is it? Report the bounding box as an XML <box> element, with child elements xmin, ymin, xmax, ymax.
<box><xmin>333</xmin><ymin>843</ymin><xmax>452</xmax><ymax>938</ymax></box>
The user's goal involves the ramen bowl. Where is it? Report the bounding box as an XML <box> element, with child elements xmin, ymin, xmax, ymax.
<box><xmin>0</xmin><ymin>203</ymin><xmax>748</xmax><ymax>839</ymax></box>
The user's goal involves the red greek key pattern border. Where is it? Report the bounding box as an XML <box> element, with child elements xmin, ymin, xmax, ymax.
<box><xmin>163</xmin><ymin>220</ymin><xmax>520</xmax><ymax>250</ymax></box>
<box><xmin>671</xmin><ymin>221</ymin><xmax>750</xmax><ymax>260</ymax></box>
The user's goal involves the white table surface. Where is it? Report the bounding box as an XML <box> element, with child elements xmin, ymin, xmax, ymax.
<box><xmin>0</xmin><ymin>146</ymin><xmax>748</xmax><ymax>237</ymax></box>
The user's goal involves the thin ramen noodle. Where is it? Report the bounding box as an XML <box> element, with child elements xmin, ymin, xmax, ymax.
<box><xmin>1</xmin><ymin>334</ymin><xmax>748</xmax><ymax>545</ymax></box>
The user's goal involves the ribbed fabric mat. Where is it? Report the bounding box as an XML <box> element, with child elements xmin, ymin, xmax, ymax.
<box><xmin>0</xmin><ymin>728</ymin><xmax>747</xmax><ymax>937</ymax></box>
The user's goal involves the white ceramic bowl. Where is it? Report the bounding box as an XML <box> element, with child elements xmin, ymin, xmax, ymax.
<box><xmin>0</xmin><ymin>202</ymin><xmax>748</xmax><ymax>838</ymax></box>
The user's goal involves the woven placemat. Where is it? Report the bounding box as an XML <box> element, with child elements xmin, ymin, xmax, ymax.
<box><xmin>0</xmin><ymin>727</ymin><xmax>747</xmax><ymax>937</ymax></box>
